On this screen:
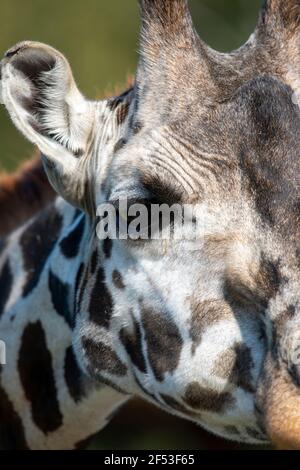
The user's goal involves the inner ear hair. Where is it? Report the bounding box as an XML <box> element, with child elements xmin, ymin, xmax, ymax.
<box><xmin>4</xmin><ymin>42</ymin><xmax>93</xmax><ymax>157</ymax></box>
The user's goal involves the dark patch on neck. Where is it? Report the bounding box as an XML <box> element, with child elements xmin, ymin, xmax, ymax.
<box><xmin>183</xmin><ymin>382</ymin><xmax>234</xmax><ymax>413</ymax></box>
<box><xmin>64</xmin><ymin>346</ymin><xmax>87</xmax><ymax>403</ymax></box>
<box><xmin>90</xmin><ymin>249</ymin><xmax>98</xmax><ymax>275</ymax></box>
<box><xmin>20</xmin><ymin>206</ymin><xmax>62</xmax><ymax>297</ymax></box>
<box><xmin>237</xmin><ymin>77</ymin><xmax>300</xmax><ymax>235</ymax></box>
<box><xmin>103</xmin><ymin>238</ymin><xmax>113</xmax><ymax>259</ymax></box>
<box><xmin>74</xmin><ymin>262</ymin><xmax>84</xmax><ymax>312</ymax></box>
<box><xmin>59</xmin><ymin>215</ymin><xmax>85</xmax><ymax>259</ymax></box>
<box><xmin>141</xmin><ymin>305</ymin><xmax>183</xmax><ymax>382</ymax></box>
<box><xmin>0</xmin><ymin>374</ymin><xmax>28</xmax><ymax>449</ymax></box>
<box><xmin>76</xmin><ymin>263</ymin><xmax>89</xmax><ymax>315</ymax></box>
<box><xmin>89</xmin><ymin>268</ymin><xmax>113</xmax><ymax>328</ymax></box>
<box><xmin>120</xmin><ymin>316</ymin><xmax>147</xmax><ymax>373</ymax></box>
<box><xmin>0</xmin><ymin>259</ymin><xmax>13</xmax><ymax>318</ymax></box>
<box><xmin>18</xmin><ymin>321</ymin><xmax>63</xmax><ymax>434</ymax></box>
<box><xmin>48</xmin><ymin>270</ymin><xmax>72</xmax><ymax>328</ymax></box>
<box><xmin>82</xmin><ymin>337</ymin><xmax>127</xmax><ymax>378</ymax></box>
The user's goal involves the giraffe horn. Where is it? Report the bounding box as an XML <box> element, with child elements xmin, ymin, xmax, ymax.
<box><xmin>261</xmin><ymin>0</ymin><xmax>300</xmax><ymax>33</ymax></box>
<box><xmin>138</xmin><ymin>0</ymin><xmax>200</xmax><ymax>68</ymax></box>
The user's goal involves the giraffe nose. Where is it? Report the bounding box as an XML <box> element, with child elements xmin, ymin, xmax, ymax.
<box><xmin>259</xmin><ymin>363</ymin><xmax>300</xmax><ymax>449</ymax></box>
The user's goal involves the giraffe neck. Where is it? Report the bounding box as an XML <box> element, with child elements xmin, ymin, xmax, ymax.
<box><xmin>0</xmin><ymin>197</ymin><xmax>129</xmax><ymax>450</ymax></box>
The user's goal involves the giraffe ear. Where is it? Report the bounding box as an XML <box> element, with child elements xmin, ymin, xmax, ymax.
<box><xmin>0</xmin><ymin>41</ymin><xmax>96</xmax><ymax>213</ymax></box>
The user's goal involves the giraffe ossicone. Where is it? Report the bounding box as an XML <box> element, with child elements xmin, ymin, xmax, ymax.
<box><xmin>1</xmin><ymin>0</ymin><xmax>300</xmax><ymax>450</ymax></box>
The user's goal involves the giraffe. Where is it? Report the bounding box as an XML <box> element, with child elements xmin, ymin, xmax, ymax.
<box><xmin>1</xmin><ymin>0</ymin><xmax>300</xmax><ymax>450</ymax></box>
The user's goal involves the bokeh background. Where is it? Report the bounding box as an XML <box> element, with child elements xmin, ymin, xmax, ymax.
<box><xmin>0</xmin><ymin>0</ymin><xmax>268</xmax><ymax>450</ymax></box>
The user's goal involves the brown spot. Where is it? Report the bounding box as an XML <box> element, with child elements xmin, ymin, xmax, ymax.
<box><xmin>230</xmin><ymin>344</ymin><xmax>255</xmax><ymax>394</ymax></box>
<box><xmin>141</xmin><ymin>305</ymin><xmax>183</xmax><ymax>382</ymax></box>
<box><xmin>18</xmin><ymin>321</ymin><xmax>63</xmax><ymax>434</ymax></box>
<box><xmin>89</xmin><ymin>268</ymin><xmax>113</xmax><ymax>328</ymax></box>
<box><xmin>258</xmin><ymin>256</ymin><xmax>282</xmax><ymax>305</ymax></box>
<box><xmin>120</xmin><ymin>317</ymin><xmax>146</xmax><ymax>373</ymax></box>
<box><xmin>82</xmin><ymin>337</ymin><xmax>127</xmax><ymax>378</ymax></box>
<box><xmin>213</xmin><ymin>349</ymin><xmax>237</xmax><ymax>379</ymax></box>
<box><xmin>112</xmin><ymin>270</ymin><xmax>125</xmax><ymax>290</ymax></box>
<box><xmin>20</xmin><ymin>206</ymin><xmax>62</xmax><ymax>297</ymax></box>
<box><xmin>190</xmin><ymin>300</ymin><xmax>232</xmax><ymax>353</ymax></box>
<box><xmin>224</xmin><ymin>255</ymin><xmax>283</xmax><ymax>310</ymax></box>
<box><xmin>183</xmin><ymin>382</ymin><xmax>233</xmax><ymax>413</ymax></box>
<box><xmin>213</xmin><ymin>344</ymin><xmax>255</xmax><ymax>394</ymax></box>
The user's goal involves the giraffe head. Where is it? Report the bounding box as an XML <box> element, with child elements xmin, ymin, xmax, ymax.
<box><xmin>1</xmin><ymin>0</ymin><xmax>300</xmax><ymax>448</ymax></box>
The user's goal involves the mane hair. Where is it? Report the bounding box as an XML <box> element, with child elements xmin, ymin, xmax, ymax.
<box><xmin>0</xmin><ymin>154</ymin><xmax>55</xmax><ymax>237</ymax></box>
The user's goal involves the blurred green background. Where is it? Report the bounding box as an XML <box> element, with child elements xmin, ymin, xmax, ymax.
<box><xmin>0</xmin><ymin>0</ymin><xmax>267</xmax><ymax>450</ymax></box>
